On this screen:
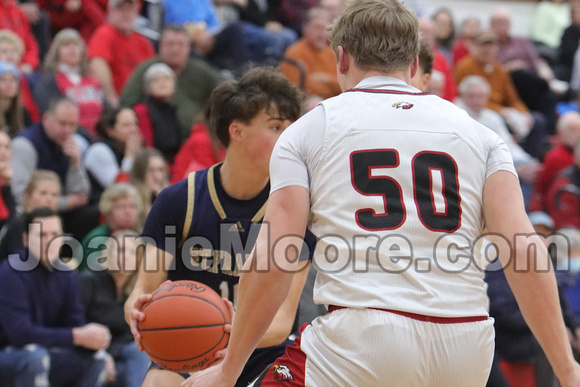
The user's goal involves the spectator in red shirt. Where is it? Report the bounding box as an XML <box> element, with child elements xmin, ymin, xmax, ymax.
<box><xmin>0</xmin><ymin>0</ymin><xmax>39</xmax><ymax>73</ymax></box>
<box><xmin>36</xmin><ymin>0</ymin><xmax>106</xmax><ymax>42</ymax></box>
<box><xmin>532</xmin><ymin>111</ymin><xmax>580</xmax><ymax>212</ymax></box>
<box><xmin>88</xmin><ymin>0</ymin><xmax>155</xmax><ymax>108</ymax></box>
<box><xmin>452</xmin><ymin>17</ymin><xmax>481</xmax><ymax>67</ymax></box>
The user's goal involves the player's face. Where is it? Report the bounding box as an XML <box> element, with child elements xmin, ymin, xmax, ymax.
<box><xmin>240</xmin><ymin>108</ymin><xmax>292</xmax><ymax>173</ymax></box>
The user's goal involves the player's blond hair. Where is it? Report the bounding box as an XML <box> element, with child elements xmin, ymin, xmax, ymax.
<box><xmin>329</xmin><ymin>0</ymin><xmax>419</xmax><ymax>74</ymax></box>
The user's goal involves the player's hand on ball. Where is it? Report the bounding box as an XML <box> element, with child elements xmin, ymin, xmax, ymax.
<box><xmin>129</xmin><ymin>293</ymin><xmax>153</xmax><ymax>351</ymax></box>
<box><xmin>181</xmin><ymin>362</ymin><xmax>237</xmax><ymax>387</ymax></box>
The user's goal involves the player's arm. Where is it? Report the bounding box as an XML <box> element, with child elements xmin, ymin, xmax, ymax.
<box><xmin>483</xmin><ymin>170</ymin><xmax>580</xmax><ymax>386</ymax></box>
<box><xmin>124</xmin><ymin>243</ymin><xmax>172</xmax><ymax>350</ymax></box>
<box><xmin>182</xmin><ymin>185</ymin><xmax>310</xmax><ymax>387</ymax></box>
<box><xmin>257</xmin><ymin>261</ymin><xmax>310</xmax><ymax>348</ymax></box>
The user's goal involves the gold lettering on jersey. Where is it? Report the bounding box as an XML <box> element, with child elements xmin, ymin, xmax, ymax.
<box><xmin>189</xmin><ymin>248</ymin><xmax>250</xmax><ymax>277</ymax></box>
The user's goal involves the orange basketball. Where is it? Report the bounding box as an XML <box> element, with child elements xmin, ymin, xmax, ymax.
<box><xmin>137</xmin><ymin>280</ymin><xmax>230</xmax><ymax>373</ymax></box>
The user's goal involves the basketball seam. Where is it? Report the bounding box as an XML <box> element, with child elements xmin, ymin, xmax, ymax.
<box><xmin>139</xmin><ymin>323</ymin><xmax>226</xmax><ymax>332</ymax></box>
<box><xmin>143</xmin><ymin>330</ymin><xmax>229</xmax><ymax>363</ymax></box>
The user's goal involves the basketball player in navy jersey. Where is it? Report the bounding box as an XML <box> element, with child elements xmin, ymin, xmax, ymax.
<box><xmin>125</xmin><ymin>67</ymin><xmax>314</xmax><ymax>387</ymax></box>
<box><xmin>186</xmin><ymin>1</ymin><xmax>580</xmax><ymax>386</ymax></box>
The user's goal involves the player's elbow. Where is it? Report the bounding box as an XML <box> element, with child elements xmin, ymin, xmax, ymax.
<box><xmin>258</xmin><ymin>323</ymin><xmax>293</xmax><ymax>348</ymax></box>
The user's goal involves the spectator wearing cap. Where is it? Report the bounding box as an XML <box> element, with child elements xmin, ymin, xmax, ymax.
<box><xmin>36</xmin><ymin>0</ymin><xmax>105</xmax><ymax>42</ymax></box>
<box><xmin>88</xmin><ymin>0</ymin><xmax>155</xmax><ymax>108</ymax></box>
<box><xmin>0</xmin><ymin>30</ymin><xmax>39</xmax><ymax>123</ymax></box>
<box><xmin>455</xmin><ymin>30</ymin><xmax>527</xmax><ymax>113</ymax></box>
<box><xmin>0</xmin><ymin>0</ymin><xmax>39</xmax><ymax>73</ymax></box>
<box><xmin>35</xmin><ymin>29</ymin><xmax>105</xmax><ymax>137</ymax></box>
<box><xmin>280</xmin><ymin>8</ymin><xmax>341</xmax><ymax>99</ymax></box>
<box><xmin>0</xmin><ymin>61</ymin><xmax>31</xmax><ymax>136</ymax></box>
<box><xmin>455</xmin><ymin>29</ymin><xmax>549</xmax><ymax>159</ymax></box>
<box><xmin>120</xmin><ymin>25</ymin><xmax>221</xmax><ymax>136</ymax></box>
<box><xmin>133</xmin><ymin>63</ymin><xmax>182</xmax><ymax>165</ymax></box>
<box><xmin>452</xmin><ymin>17</ymin><xmax>481</xmax><ymax>67</ymax></box>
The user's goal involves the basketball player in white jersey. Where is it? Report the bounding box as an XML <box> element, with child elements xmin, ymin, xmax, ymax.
<box><xmin>184</xmin><ymin>0</ymin><xmax>580</xmax><ymax>386</ymax></box>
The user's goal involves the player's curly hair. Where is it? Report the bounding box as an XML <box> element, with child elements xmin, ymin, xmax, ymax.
<box><xmin>208</xmin><ymin>67</ymin><xmax>303</xmax><ymax>148</ymax></box>
<box><xmin>329</xmin><ymin>0</ymin><xmax>419</xmax><ymax>74</ymax></box>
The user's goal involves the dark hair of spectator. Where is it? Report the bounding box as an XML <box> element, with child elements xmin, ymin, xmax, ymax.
<box><xmin>432</xmin><ymin>7</ymin><xmax>456</xmax><ymax>50</ymax></box>
<box><xmin>208</xmin><ymin>67</ymin><xmax>302</xmax><ymax>148</ymax></box>
<box><xmin>129</xmin><ymin>148</ymin><xmax>165</xmax><ymax>185</ymax></box>
<box><xmin>24</xmin><ymin>207</ymin><xmax>60</xmax><ymax>235</ymax></box>
<box><xmin>0</xmin><ymin>77</ymin><xmax>24</xmax><ymax>136</ymax></box>
<box><xmin>418</xmin><ymin>40</ymin><xmax>435</xmax><ymax>75</ymax></box>
<box><xmin>95</xmin><ymin>107</ymin><xmax>127</xmax><ymax>140</ymax></box>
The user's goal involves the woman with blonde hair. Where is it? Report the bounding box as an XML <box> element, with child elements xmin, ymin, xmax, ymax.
<box><xmin>0</xmin><ymin>169</ymin><xmax>61</xmax><ymax>260</ymax></box>
<box><xmin>34</xmin><ymin>28</ymin><xmax>105</xmax><ymax>135</ymax></box>
<box><xmin>79</xmin><ymin>182</ymin><xmax>141</xmax><ymax>271</ymax></box>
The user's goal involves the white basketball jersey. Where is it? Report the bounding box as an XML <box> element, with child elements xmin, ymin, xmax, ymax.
<box><xmin>270</xmin><ymin>77</ymin><xmax>516</xmax><ymax>318</ymax></box>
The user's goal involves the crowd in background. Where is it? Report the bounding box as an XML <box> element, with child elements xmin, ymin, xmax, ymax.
<box><xmin>0</xmin><ymin>0</ymin><xmax>579</xmax><ymax>386</ymax></box>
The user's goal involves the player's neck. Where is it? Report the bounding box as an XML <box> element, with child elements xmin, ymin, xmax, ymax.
<box><xmin>219</xmin><ymin>158</ymin><xmax>269</xmax><ymax>201</ymax></box>
<box><xmin>344</xmin><ymin>68</ymin><xmax>412</xmax><ymax>90</ymax></box>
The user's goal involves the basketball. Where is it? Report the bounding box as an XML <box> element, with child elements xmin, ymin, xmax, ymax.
<box><xmin>137</xmin><ymin>280</ymin><xmax>230</xmax><ymax>373</ymax></box>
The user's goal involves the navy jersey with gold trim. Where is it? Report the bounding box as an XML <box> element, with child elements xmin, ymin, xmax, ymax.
<box><xmin>142</xmin><ymin>163</ymin><xmax>314</xmax><ymax>304</ymax></box>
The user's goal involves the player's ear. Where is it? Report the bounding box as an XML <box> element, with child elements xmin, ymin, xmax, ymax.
<box><xmin>337</xmin><ymin>46</ymin><xmax>349</xmax><ymax>75</ymax></box>
<box><xmin>410</xmin><ymin>56</ymin><xmax>419</xmax><ymax>79</ymax></box>
<box><xmin>228</xmin><ymin>121</ymin><xmax>243</xmax><ymax>144</ymax></box>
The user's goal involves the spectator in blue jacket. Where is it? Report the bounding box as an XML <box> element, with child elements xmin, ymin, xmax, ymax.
<box><xmin>0</xmin><ymin>207</ymin><xmax>110</xmax><ymax>387</ymax></box>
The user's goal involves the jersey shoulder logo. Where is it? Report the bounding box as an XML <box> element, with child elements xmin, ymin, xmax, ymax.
<box><xmin>228</xmin><ymin>221</ymin><xmax>245</xmax><ymax>233</ymax></box>
<box><xmin>271</xmin><ymin>364</ymin><xmax>294</xmax><ymax>381</ymax></box>
<box><xmin>392</xmin><ymin>101</ymin><xmax>414</xmax><ymax>110</ymax></box>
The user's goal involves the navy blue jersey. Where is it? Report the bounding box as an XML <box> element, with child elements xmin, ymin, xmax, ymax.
<box><xmin>143</xmin><ymin>163</ymin><xmax>268</xmax><ymax>300</ymax></box>
<box><xmin>142</xmin><ymin>163</ymin><xmax>315</xmax><ymax>383</ymax></box>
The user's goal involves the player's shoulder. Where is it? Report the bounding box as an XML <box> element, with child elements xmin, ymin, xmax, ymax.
<box><xmin>160</xmin><ymin>168</ymin><xmax>212</xmax><ymax>199</ymax></box>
